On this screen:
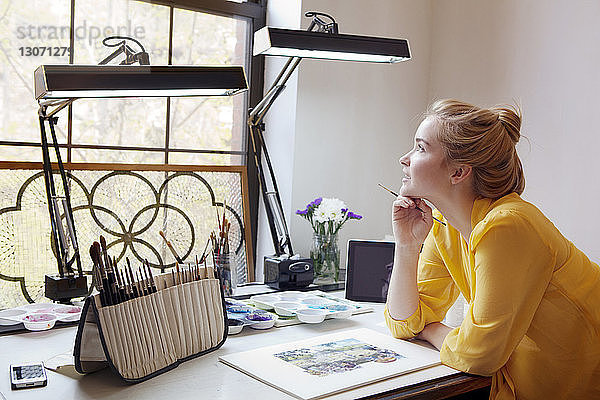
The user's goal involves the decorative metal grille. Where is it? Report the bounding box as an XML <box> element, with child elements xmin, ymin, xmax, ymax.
<box><xmin>0</xmin><ymin>164</ymin><xmax>252</xmax><ymax>309</ymax></box>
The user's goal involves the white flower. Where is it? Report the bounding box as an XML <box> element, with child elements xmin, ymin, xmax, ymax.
<box><xmin>313</xmin><ymin>198</ymin><xmax>347</xmax><ymax>224</ymax></box>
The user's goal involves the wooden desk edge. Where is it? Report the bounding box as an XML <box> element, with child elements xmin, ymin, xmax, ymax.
<box><xmin>360</xmin><ymin>373</ymin><xmax>492</xmax><ymax>400</ymax></box>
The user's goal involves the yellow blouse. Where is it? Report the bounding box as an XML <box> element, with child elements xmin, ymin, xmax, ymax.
<box><xmin>385</xmin><ymin>193</ymin><xmax>600</xmax><ymax>400</ymax></box>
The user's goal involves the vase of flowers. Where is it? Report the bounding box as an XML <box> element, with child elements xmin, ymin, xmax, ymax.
<box><xmin>296</xmin><ymin>197</ymin><xmax>362</xmax><ymax>284</ymax></box>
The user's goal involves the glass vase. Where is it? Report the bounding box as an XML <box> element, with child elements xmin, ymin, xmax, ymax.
<box><xmin>310</xmin><ymin>233</ymin><xmax>340</xmax><ymax>284</ymax></box>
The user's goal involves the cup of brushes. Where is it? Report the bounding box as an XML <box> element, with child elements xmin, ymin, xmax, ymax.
<box><xmin>213</xmin><ymin>200</ymin><xmax>233</xmax><ymax>296</ymax></box>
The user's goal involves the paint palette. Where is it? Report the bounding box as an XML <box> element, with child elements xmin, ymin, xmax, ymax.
<box><xmin>0</xmin><ymin>303</ymin><xmax>82</xmax><ymax>331</ymax></box>
<box><xmin>249</xmin><ymin>291</ymin><xmax>365</xmax><ymax>325</ymax></box>
<box><xmin>225</xmin><ymin>299</ymin><xmax>277</xmax><ymax>334</ymax></box>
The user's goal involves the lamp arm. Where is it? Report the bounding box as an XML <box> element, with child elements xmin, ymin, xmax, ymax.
<box><xmin>39</xmin><ymin>98</ymin><xmax>76</xmax><ymax>119</ymax></box>
<box><xmin>247</xmin><ymin>54</ymin><xmax>302</xmax><ymax>257</ymax></box>
<box><xmin>38</xmin><ymin>109</ymin><xmax>83</xmax><ymax>277</ymax></box>
<box><xmin>46</xmin><ymin>115</ymin><xmax>82</xmax><ymax>275</ymax></box>
<box><xmin>248</xmin><ymin>124</ymin><xmax>291</xmax><ymax>256</ymax></box>
<box><xmin>247</xmin><ymin>13</ymin><xmax>340</xmax><ymax>257</ymax></box>
<box><xmin>249</xmin><ymin>56</ymin><xmax>301</xmax><ymax>125</ymax></box>
<box><xmin>39</xmin><ymin>112</ymin><xmax>66</xmax><ymax>277</ymax></box>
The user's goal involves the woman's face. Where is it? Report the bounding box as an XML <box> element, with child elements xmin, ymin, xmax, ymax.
<box><xmin>399</xmin><ymin>118</ymin><xmax>451</xmax><ymax>200</ymax></box>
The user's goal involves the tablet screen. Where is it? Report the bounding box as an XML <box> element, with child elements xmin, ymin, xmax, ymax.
<box><xmin>345</xmin><ymin>240</ymin><xmax>395</xmax><ymax>303</ymax></box>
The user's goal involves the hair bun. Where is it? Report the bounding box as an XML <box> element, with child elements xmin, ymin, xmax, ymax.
<box><xmin>494</xmin><ymin>105</ymin><xmax>522</xmax><ymax>144</ymax></box>
<box><xmin>426</xmin><ymin>99</ymin><xmax>525</xmax><ymax>198</ymax></box>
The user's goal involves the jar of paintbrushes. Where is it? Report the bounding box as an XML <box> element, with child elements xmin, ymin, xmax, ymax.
<box><xmin>215</xmin><ymin>252</ymin><xmax>234</xmax><ymax>296</ymax></box>
<box><xmin>212</xmin><ymin>201</ymin><xmax>233</xmax><ymax>296</ymax></box>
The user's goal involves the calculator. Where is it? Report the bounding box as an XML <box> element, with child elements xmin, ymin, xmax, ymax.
<box><xmin>9</xmin><ymin>363</ymin><xmax>47</xmax><ymax>389</ymax></box>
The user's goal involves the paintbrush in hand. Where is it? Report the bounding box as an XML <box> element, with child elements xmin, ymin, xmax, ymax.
<box><xmin>378</xmin><ymin>183</ymin><xmax>446</xmax><ymax>226</ymax></box>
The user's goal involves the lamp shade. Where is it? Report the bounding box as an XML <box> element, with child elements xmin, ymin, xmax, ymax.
<box><xmin>34</xmin><ymin>65</ymin><xmax>248</xmax><ymax>100</ymax></box>
<box><xmin>253</xmin><ymin>26</ymin><xmax>410</xmax><ymax>63</ymax></box>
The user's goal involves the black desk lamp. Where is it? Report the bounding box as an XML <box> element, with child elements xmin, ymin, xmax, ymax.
<box><xmin>248</xmin><ymin>12</ymin><xmax>410</xmax><ymax>288</ymax></box>
<box><xmin>35</xmin><ymin>39</ymin><xmax>247</xmax><ymax>302</ymax></box>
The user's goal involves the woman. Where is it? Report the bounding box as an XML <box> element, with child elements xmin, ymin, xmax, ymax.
<box><xmin>384</xmin><ymin>99</ymin><xmax>600</xmax><ymax>400</ymax></box>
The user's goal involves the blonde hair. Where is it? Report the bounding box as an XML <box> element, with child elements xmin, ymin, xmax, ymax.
<box><xmin>425</xmin><ymin>99</ymin><xmax>525</xmax><ymax>199</ymax></box>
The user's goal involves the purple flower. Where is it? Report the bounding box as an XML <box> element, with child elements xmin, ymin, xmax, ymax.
<box><xmin>347</xmin><ymin>212</ymin><xmax>362</xmax><ymax>220</ymax></box>
<box><xmin>296</xmin><ymin>208</ymin><xmax>308</xmax><ymax>215</ymax></box>
<box><xmin>311</xmin><ymin>197</ymin><xmax>322</xmax><ymax>207</ymax></box>
<box><xmin>341</xmin><ymin>208</ymin><xmax>348</xmax><ymax>213</ymax></box>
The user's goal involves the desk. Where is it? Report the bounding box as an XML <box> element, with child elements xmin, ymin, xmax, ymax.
<box><xmin>0</xmin><ymin>295</ymin><xmax>490</xmax><ymax>400</ymax></box>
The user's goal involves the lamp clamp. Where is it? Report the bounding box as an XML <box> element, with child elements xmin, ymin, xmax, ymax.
<box><xmin>99</xmin><ymin>35</ymin><xmax>150</xmax><ymax>66</ymax></box>
<box><xmin>305</xmin><ymin>11</ymin><xmax>339</xmax><ymax>34</ymax></box>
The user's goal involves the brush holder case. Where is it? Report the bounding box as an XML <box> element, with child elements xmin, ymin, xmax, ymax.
<box><xmin>73</xmin><ymin>270</ymin><xmax>227</xmax><ymax>383</ymax></box>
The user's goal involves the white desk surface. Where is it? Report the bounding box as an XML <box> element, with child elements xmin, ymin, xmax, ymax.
<box><xmin>0</xmin><ymin>293</ymin><xmax>458</xmax><ymax>400</ymax></box>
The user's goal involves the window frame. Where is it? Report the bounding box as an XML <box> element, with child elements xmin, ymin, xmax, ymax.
<box><xmin>0</xmin><ymin>0</ymin><xmax>266</xmax><ymax>275</ymax></box>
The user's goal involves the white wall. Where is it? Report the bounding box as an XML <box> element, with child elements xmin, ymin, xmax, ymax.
<box><xmin>257</xmin><ymin>0</ymin><xmax>433</xmax><ymax>279</ymax></box>
<box><xmin>257</xmin><ymin>0</ymin><xmax>600</xmax><ymax>282</ymax></box>
<box><xmin>428</xmin><ymin>0</ymin><xmax>600</xmax><ymax>262</ymax></box>
<box><xmin>255</xmin><ymin>0</ymin><xmax>302</xmax><ymax>278</ymax></box>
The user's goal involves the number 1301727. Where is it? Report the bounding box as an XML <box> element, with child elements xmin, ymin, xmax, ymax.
<box><xmin>19</xmin><ymin>47</ymin><xmax>71</xmax><ymax>57</ymax></box>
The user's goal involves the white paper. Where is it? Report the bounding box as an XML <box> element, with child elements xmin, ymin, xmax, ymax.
<box><xmin>219</xmin><ymin>328</ymin><xmax>441</xmax><ymax>400</ymax></box>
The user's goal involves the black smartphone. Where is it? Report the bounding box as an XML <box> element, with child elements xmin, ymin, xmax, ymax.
<box><xmin>10</xmin><ymin>363</ymin><xmax>47</xmax><ymax>390</ymax></box>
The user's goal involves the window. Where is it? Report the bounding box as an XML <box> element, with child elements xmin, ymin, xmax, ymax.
<box><xmin>0</xmin><ymin>0</ymin><xmax>265</xmax><ymax>165</ymax></box>
<box><xmin>0</xmin><ymin>0</ymin><xmax>265</xmax><ymax>307</ymax></box>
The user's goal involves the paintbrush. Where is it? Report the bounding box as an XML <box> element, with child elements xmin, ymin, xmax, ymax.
<box><xmin>199</xmin><ymin>238</ymin><xmax>210</xmax><ymax>263</ymax></box>
<box><xmin>126</xmin><ymin>258</ymin><xmax>139</xmax><ymax>298</ymax></box>
<box><xmin>99</xmin><ymin>236</ymin><xmax>111</xmax><ymax>273</ymax></box>
<box><xmin>216</xmin><ymin>203</ymin><xmax>222</xmax><ymax>232</ymax></box>
<box><xmin>112</xmin><ymin>256</ymin><xmax>124</xmax><ymax>303</ymax></box>
<box><xmin>224</xmin><ymin>222</ymin><xmax>230</xmax><ymax>253</ymax></box>
<box><xmin>115</xmin><ymin>265</ymin><xmax>128</xmax><ymax>303</ymax></box>
<box><xmin>137</xmin><ymin>267</ymin><xmax>149</xmax><ymax>296</ymax></box>
<box><xmin>159</xmin><ymin>230</ymin><xmax>183</xmax><ymax>264</ymax></box>
<box><xmin>89</xmin><ymin>244</ymin><xmax>107</xmax><ymax>307</ymax></box>
<box><xmin>134</xmin><ymin>270</ymin><xmax>143</xmax><ymax>297</ymax></box>
<box><xmin>140</xmin><ymin>264</ymin><xmax>151</xmax><ymax>294</ymax></box>
<box><xmin>94</xmin><ymin>241</ymin><xmax>115</xmax><ymax>306</ymax></box>
<box><xmin>221</xmin><ymin>200</ymin><xmax>227</xmax><ymax>247</ymax></box>
<box><xmin>144</xmin><ymin>259</ymin><xmax>157</xmax><ymax>293</ymax></box>
<box><xmin>122</xmin><ymin>263</ymin><xmax>134</xmax><ymax>300</ymax></box>
<box><xmin>378</xmin><ymin>183</ymin><xmax>447</xmax><ymax>226</ymax></box>
<box><xmin>99</xmin><ymin>236</ymin><xmax>120</xmax><ymax>303</ymax></box>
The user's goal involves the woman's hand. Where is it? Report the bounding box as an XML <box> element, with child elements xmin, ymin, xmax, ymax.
<box><xmin>392</xmin><ymin>196</ymin><xmax>433</xmax><ymax>247</ymax></box>
<box><xmin>416</xmin><ymin>322</ymin><xmax>452</xmax><ymax>350</ymax></box>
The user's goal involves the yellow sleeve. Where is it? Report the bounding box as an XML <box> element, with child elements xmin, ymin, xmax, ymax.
<box><xmin>385</xmin><ymin>228</ymin><xmax>459</xmax><ymax>339</ymax></box>
<box><xmin>440</xmin><ymin>211</ymin><xmax>554</xmax><ymax>375</ymax></box>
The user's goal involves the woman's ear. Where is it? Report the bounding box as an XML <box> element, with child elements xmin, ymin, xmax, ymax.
<box><xmin>450</xmin><ymin>164</ymin><xmax>472</xmax><ymax>185</ymax></box>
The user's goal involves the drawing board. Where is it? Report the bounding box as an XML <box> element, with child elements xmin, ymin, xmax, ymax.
<box><xmin>219</xmin><ymin>328</ymin><xmax>441</xmax><ymax>399</ymax></box>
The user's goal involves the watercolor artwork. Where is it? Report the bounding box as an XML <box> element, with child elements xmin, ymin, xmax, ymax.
<box><xmin>273</xmin><ymin>338</ymin><xmax>404</xmax><ymax>377</ymax></box>
<box><xmin>219</xmin><ymin>328</ymin><xmax>441</xmax><ymax>400</ymax></box>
